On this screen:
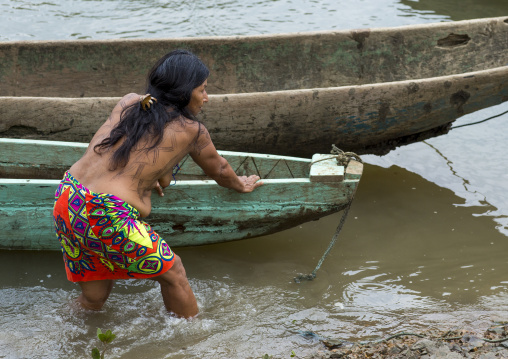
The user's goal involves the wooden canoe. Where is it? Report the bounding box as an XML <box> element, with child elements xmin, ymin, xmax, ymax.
<box><xmin>0</xmin><ymin>138</ymin><xmax>362</xmax><ymax>250</ymax></box>
<box><xmin>1</xmin><ymin>17</ymin><xmax>507</xmax><ymax>156</ymax></box>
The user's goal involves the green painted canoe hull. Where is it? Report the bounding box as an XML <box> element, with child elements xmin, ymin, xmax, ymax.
<box><xmin>0</xmin><ymin>139</ymin><xmax>362</xmax><ymax>250</ymax></box>
<box><xmin>1</xmin><ymin>17</ymin><xmax>507</xmax><ymax>156</ymax></box>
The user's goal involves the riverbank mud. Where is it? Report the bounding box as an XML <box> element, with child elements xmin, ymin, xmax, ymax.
<box><xmin>306</xmin><ymin>323</ymin><xmax>508</xmax><ymax>359</ymax></box>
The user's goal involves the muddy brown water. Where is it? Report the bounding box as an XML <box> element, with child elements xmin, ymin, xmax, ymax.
<box><xmin>1</xmin><ymin>0</ymin><xmax>508</xmax><ymax>358</ymax></box>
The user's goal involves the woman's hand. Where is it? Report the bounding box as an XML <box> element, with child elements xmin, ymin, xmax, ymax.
<box><xmin>237</xmin><ymin>175</ymin><xmax>263</xmax><ymax>193</ymax></box>
<box><xmin>155</xmin><ymin>181</ymin><xmax>165</xmax><ymax>197</ymax></box>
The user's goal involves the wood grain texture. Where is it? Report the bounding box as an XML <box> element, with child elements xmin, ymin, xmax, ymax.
<box><xmin>1</xmin><ymin>17</ymin><xmax>507</xmax><ymax>155</ymax></box>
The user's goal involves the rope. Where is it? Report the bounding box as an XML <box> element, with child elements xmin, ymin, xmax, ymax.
<box><xmin>452</xmin><ymin>109</ymin><xmax>508</xmax><ymax>129</ymax></box>
<box><xmin>308</xmin><ymin>144</ymin><xmax>363</xmax><ymax>168</ymax></box>
<box><xmin>294</xmin><ymin>145</ymin><xmax>361</xmax><ymax>283</ymax></box>
<box><xmin>294</xmin><ymin>200</ymin><xmax>353</xmax><ymax>283</ymax></box>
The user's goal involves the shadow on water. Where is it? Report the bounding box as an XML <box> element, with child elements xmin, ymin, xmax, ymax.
<box><xmin>2</xmin><ymin>163</ymin><xmax>507</xmax><ymax>358</ymax></box>
<box><xmin>365</xmin><ymin>101</ymin><xmax>508</xmax><ymax>237</ymax></box>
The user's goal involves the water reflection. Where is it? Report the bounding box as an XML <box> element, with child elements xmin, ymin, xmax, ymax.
<box><xmin>365</xmin><ymin>102</ymin><xmax>508</xmax><ymax>236</ymax></box>
<box><xmin>0</xmin><ymin>0</ymin><xmax>460</xmax><ymax>41</ymax></box>
<box><xmin>3</xmin><ymin>0</ymin><xmax>506</xmax><ymax>41</ymax></box>
<box><xmin>1</xmin><ymin>158</ymin><xmax>508</xmax><ymax>357</ymax></box>
<box><xmin>400</xmin><ymin>0</ymin><xmax>508</xmax><ymax>21</ymax></box>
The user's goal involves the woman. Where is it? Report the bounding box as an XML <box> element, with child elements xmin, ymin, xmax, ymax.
<box><xmin>53</xmin><ymin>49</ymin><xmax>262</xmax><ymax>318</ymax></box>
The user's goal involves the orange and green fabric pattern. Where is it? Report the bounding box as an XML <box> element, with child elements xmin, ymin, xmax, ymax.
<box><xmin>53</xmin><ymin>171</ymin><xmax>174</xmax><ymax>282</ymax></box>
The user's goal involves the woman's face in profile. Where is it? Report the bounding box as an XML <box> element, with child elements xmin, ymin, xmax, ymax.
<box><xmin>186</xmin><ymin>79</ymin><xmax>209</xmax><ymax>116</ymax></box>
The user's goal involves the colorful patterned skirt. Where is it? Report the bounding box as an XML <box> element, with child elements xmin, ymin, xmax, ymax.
<box><xmin>53</xmin><ymin>171</ymin><xmax>175</xmax><ymax>282</ymax></box>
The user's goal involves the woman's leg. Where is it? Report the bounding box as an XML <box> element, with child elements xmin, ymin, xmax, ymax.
<box><xmin>151</xmin><ymin>254</ymin><xmax>198</xmax><ymax>318</ymax></box>
<box><xmin>77</xmin><ymin>280</ymin><xmax>114</xmax><ymax>310</ymax></box>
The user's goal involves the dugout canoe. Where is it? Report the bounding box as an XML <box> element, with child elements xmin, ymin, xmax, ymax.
<box><xmin>1</xmin><ymin>17</ymin><xmax>508</xmax><ymax>156</ymax></box>
<box><xmin>0</xmin><ymin>138</ymin><xmax>362</xmax><ymax>250</ymax></box>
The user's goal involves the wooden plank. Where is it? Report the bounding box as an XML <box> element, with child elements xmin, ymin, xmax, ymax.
<box><xmin>345</xmin><ymin>160</ymin><xmax>363</xmax><ymax>181</ymax></box>
<box><xmin>1</xmin><ymin>17</ymin><xmax>507</xmax><ymax>97</ymax></box>
<box><xmin>310</xmin><ymin>154</ymin><xmax>345</xmax><ymax>182</ymax></box>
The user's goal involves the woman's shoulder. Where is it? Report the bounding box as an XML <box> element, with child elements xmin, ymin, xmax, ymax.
<box><xmin>162</xmin><ymin>117</ymin><xmax>210</xmax><ymax>146</ymax></box>
<box><xmin>117</xmin><ymin>93</ymin><xmax>140</xmax><ymax>108</ymax></box>
<box><xmin>176</xmin><ymin>118</ymin><xmax>212</xmax><ymax>149</ymax></box>
<box><xmin>168</xmin><ymin>116</ymin><xmax>208</xmax><ymax>133</ymax></box>
<box><xmin>104</xmin><ymin>93</ymin><xmax>140</xmax><ymax>122</ymax></box>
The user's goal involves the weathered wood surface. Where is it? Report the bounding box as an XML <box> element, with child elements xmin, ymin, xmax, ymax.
<box><xmin>1</xmin><ymin>65</ymin><xmax>507</xmax><ymax>156</ymax></box>
<box><xmin>1</xmin><ymin>17</ymin><xmax>507</xmax><ymax>96</ymax></box>
<box><xmin>1</xmin><ymin>17</ymin><xmax>507</xmax><ymax>156</ymax></box>
<box><xmin>0</xmin><ymin>177</ymin><xmax>359</xmax><ymax>250</ymax></box>
<box><xmin>0</xmin><ymin>139</ymin><xmax>363</xmax><ymax>250</ymax></box>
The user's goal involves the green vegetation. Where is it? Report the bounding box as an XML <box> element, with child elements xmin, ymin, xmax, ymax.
<box><xmin>91</xmin><ymin>328</ymin><xmax>116</xmax><ymax>359</ymax></box>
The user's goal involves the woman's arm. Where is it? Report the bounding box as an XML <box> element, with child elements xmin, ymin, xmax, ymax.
<box><xmin>189</xmin><ymin>125</ymin><xmax>262</xmax><ymax>193</ymax></box>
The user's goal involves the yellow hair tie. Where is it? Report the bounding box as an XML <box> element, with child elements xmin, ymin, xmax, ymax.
<box><xmin>140</xmin><ymin>94</ymin><xmax>157</xmax><ymax>110</ymax></box>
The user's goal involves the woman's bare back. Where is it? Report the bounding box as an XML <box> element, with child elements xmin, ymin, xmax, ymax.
<box><xmin>68</xmin><ymin>93</ymin><xmax>211</xmax><ymax>217</ymax></box>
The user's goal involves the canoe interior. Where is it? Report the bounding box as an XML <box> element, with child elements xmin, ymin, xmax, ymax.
<box><xmin>0</xmin><ymin>138</ymin><xmax>312</xmax><ymax>180</ymax></box>
<box><xmin>0</xmin><ymin>17</ymin><xmax>507</xmax><ymax>97</ymax></box>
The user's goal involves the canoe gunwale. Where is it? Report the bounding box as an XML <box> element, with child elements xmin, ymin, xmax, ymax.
<box><xmin>0</xmin><ymin>178</ymin><xmax>357</xmax><ymax>185</ymax></box>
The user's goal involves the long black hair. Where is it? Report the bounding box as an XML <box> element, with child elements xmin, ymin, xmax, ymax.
<box><xmin>94</xmin><ymin>49</ymin><xmax>210</xmax><ymax>169</ymax></box>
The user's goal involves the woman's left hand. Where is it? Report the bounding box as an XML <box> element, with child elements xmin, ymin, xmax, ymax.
<box><xmin>155</xmin><ymin>181</ymin><xmax>165</xmax><ymax>197</ymax></box>
<box><xmin>237</xmin><ymin>175</ymin><xmax>263</xmax><ymax>193</ymax></box>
